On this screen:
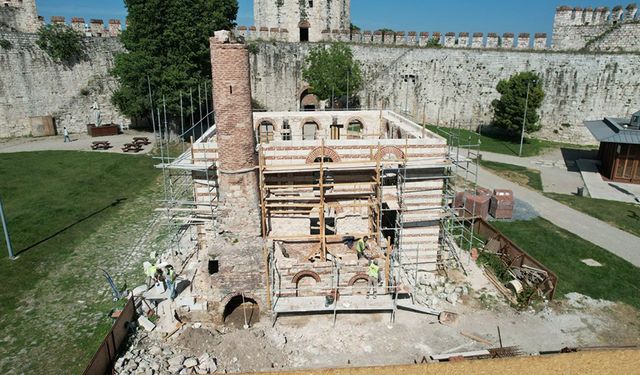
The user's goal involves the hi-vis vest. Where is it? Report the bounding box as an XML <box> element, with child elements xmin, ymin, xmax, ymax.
<box><xmin>368</xmin><ymin>263</ymin><xmax>379</xmax><ymax>278</ymax></box>
<box><xmin>356</xmin><ymin>239</ymin><xmax>366</xmax><ymax>253</ymax></box>
<box><xmin>145</xmin><ymin>265</ymin><xmax>157</xmax><ymax>277</ymax></box>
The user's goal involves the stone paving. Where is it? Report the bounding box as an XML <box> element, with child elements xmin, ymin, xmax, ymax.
<box><xmin>0</xmin><ymin>130</ymin><xmax>156</xmax><ymax>155</ymax></box>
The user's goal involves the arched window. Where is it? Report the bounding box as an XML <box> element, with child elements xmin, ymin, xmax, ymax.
<box><xmin>302</xmin><ymin>121</ymin><xmax>318</xmax><ymax>140</ymax></box>
<box><xmin>299</xmin><ymin>20</ymin><xmax>310</xmax><ymax>42</ymax></box>
<box><xmin>258</xmin><ymin>120</ymin><xmax>274</xmax><ymax>143</ymax></box>
<box><xmin>347</xmin><ymin>119</ymin><xmax>364</xmax><ymax>139</ymax></box>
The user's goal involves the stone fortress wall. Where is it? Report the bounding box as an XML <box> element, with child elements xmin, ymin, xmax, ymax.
<box><xmin>1</xmin><ymin>1</ymin><xmax>640</xmax><ymax>142</ymax></box>
<box><xmin>0</xmin><ymin>0</ymin><xmax>39</xmax><ymax>33</ymax></box>
<box><xmin>553</xmin><ymin>4</ymin><xmax>640</xmax><ymax>52</ymax></box>
<box><xmin>0</xmin><ymin>0</ymin><xmax>126</xmax><ymax>138</ymax></box>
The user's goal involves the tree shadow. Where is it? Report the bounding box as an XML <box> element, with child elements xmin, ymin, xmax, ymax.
<box><xmin>16</xmin><ymin>198</ymin><xmax>127</xmax><ymax>256</ymax></box>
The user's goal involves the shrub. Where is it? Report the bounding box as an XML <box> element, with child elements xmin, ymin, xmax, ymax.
<box><xmin>0</xmin><ymin>39</ymin><xmax>12</xmax><ymax>50</ymax></box>
<box><xmin>36</xmin><ymin>24</ymin><xmax>84</xmax><ymax>63</ymax></box>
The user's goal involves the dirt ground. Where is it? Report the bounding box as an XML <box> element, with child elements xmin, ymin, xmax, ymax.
<box><xmin>123</xmin><ymin>257</ymin><xmax>640</xmax><ymax>373</ymax></box>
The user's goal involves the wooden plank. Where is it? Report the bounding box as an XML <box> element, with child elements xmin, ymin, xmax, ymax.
<box><xmin>459</xmin><ymin>331</ymin><xmax>493</xmax><ymax>346</ymax></box>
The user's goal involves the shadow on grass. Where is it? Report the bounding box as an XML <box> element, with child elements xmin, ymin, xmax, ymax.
<box><xmin>16</xmin><ymin>198</ymin><xmax>127</xmax><ymax>256</ymax></box>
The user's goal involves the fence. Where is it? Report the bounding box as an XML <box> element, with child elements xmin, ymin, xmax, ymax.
<box><xmin>473</xmin><ymin>218</ymin><xmax>558</xmax><ymax>300</ymax></box>
<box><xmin>83</xmin><ymin>297</ymin><xmax>137</xmax><ymax>375</ymax></box>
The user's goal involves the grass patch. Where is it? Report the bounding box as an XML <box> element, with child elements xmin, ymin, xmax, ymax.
<box><xmin>479</xmin><ymin>160</ymin><xmax>543</xmax><ymax>191</ymax></box>
<box><xmin>425</xmin><ymin>124</ymin><xmax>594</xmax><ymax>157</ymax></box>
<box><xmin>546</xmin><ymin>193</ymin><xmax>640</xmax><ymax>238</ymax></box>
<box><xmin>493</xmin><ymin>218</ymin><xmax>640</xmax><ymax>309</ymax></box>
<box><xmin>0</xmin><ymin>151</ymin><xmax>160</xmax><ymax>373</ymax></box>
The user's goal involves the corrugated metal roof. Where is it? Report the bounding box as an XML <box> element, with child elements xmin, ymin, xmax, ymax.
<box><xmin>584</xmin><ymin>118</ymin><xmax>640</xmax><ymax>145</ymax></box>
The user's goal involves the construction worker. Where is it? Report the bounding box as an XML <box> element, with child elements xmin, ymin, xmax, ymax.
<box><xmin>367</xmin><ymin>260</ymin><xmax>380</xmax><ymax>299</ymax></box>
<box><xmin>143</xmin><ymin>262</ymin><xmax>157</xmax><ymax>288</ymax></box>
<box><xmin>356</xmin><ymin>235</ymin><xmax>370</xmax><ymax>260</ymax></box>
<box><xmin>165</xmin><ymin>264</ymin><xmax>177</xmax><ymax>300</ymax></box>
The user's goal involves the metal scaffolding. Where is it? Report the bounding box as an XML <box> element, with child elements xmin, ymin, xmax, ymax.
<box><xmin>152</xmin><ymin>84</ymin><xmax>218</xmax><ymax>256</ymax></box>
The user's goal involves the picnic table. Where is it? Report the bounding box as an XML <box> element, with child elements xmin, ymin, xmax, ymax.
<box><xmin>122</xmin><ymin>142</ymin><xmax>143</xmax><ymax>153</ymax></box>
<box><xmin>91</xmin><ymin>141</ymin><xmax>111</xmax><ymax>150</ymax></box>
<box><xmin>133</xmin><ymin>137</ymin><xmax>151</xmax><ymax>145</ymax></box>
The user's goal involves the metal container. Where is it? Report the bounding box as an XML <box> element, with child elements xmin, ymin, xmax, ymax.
<box><xmin>490</xmin><ymin>189</ymin><xmax>514</xmax><ymax>219</ymax></box>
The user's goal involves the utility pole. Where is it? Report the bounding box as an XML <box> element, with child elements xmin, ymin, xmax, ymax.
<box><xmin>519</xmin><ymin>79</ymin><xmax>535</xmax><ymax>157</ymax></box>
<box><xmin>0</xmin><ymin>195</ymin><xmax>15</xmax><ymax>259</ymax></box>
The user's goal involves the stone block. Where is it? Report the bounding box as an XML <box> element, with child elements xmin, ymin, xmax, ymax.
<box><xmin>137</xmin><ymin>316</ymin><xmax>156</xmax><ymax>332</ymax></box>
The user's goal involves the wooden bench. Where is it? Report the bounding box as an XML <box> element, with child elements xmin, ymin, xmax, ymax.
<box><xmin>133</xmin><ymin>137</ymin><xmax>151</xmax><ymax>145</ymax></box>
<box><xmin>91</xmin><ymin>141</ymin><xmax>111</xmax><ymax>150</ymax></box>
<box><xmin>122</xmin><ymin>143</ymin><xmax>143</xmax><ymax>153</ymax></box>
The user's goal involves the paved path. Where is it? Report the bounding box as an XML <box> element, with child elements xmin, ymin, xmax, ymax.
<box><xmin>0</xmin><ymin>130</ymin><xmax>156</xmax><ymax>155</ymax></box>
<box><xmin>479</xmin><ymin>149</ymin><xmax>585</xmax><ymax>195</ymax></box>
<box><xmin>471</xmin><ymin>165</ymin><xmax>640</xmax><ymax>267</ymax></box>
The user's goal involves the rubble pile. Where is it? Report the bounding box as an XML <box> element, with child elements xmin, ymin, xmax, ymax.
<box><xmin>414</xmin><ymin>274</ymin><xmax>470</xmax><ymax>308</ymax></box>
<box><xmin>114</xmin><ymin>345</ymin><xmax>217</xmax><ymax>375</ymax></box>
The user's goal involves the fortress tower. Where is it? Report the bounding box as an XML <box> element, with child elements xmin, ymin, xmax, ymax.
<box><xmin>0</xmin><ymin>0</ymin><xmax>39</xmax><ymax>33</ymax></box>
<box><xmin>254</xmin><ymin>0</ymin><xmax>350</xmax><ymax>43</ymax></box>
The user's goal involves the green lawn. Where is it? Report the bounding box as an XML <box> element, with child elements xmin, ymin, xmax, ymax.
<box><xmin>546</xmin><ymin>193</ymin><xmax>640</xmax><ymax>238</ymax></box>
<box><xmin>425</xmin><ymin>124</ymin><xmax>594</xmax><ymax>157</ymax></box>
<box><xmin>0</xmin><ymin>151</ymin><xmax>161</xmax><ymax>374</ymax></box>
<box><xmin>493</xmin><ymin>218</ymin><xmax>640</xmax><ymax>309</ymax></box>
<box><xmin>479</xmin><ymin>160</ymin><xmax>543</xmax><ymax>191</ymax></box>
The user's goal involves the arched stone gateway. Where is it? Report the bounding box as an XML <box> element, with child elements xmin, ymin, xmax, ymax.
<box><xmin>220</xmin><ymin>292</ymin><xmax>261</xmax><ymax>326</ymax></box>
<box><xmin>305</xmin><ymin>146</ymin><xmax>342</xmax><ymax>164</ymax></box>
<box><xmin>291</xmin><ymin>270</ymin><xmax>321</xmax><ymax>284</ymax></box>
<box><xmin>374</xmin><ymin>146</ymin><xmax>405</xmax><ymax>162</ymax></box>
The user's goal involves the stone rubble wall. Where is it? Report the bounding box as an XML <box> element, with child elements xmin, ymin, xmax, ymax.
<box><xmin>237</xmin><ymin>26</ymin><xmax>550</xmax><ymax>50</ymax></box>
<box><xmin>552</xmin><ymin>4</ymin><xmax>640</xmax><ymax>52</ymax></box>
<box><xmin>0</xmin><ymin>0</ymin><xmax>39</xmax><ymax>33</ymax></box>
<box><xmin>250</xmin><ymin>42</ymin><xmax>640</xmax><ymax>145</ymax></box>
<box><xmin>0</xmin><ymin>32</ymin><xmax>125</xmax><ymax>138</ymax></box>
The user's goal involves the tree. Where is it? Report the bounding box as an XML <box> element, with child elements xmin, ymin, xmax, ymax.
<box><xmin>491</xmin><ymin>71</ymin><xmax>545</xmax><ymax>134</ymax></box>
<box><xmin>302</xmin><ymin>43</ymin><xmax>362</xmax><ymax>108</ymax></box>
<box><xmin>111</xmin><ymin>0</ymin><xmax>238</xmax><ymax>119</ymax></box>
<box><xmin>36</xmin><ymin>24</ymin><xmax>84</xmax><ymax>63</ymax></box>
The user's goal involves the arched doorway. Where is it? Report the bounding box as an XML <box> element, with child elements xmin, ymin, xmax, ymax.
<box><xmin>299</xmin><ymin>20</ymin><xmax>310</xmax><ymax>42</ymax></box>
<box><xmin>222</xmin><ymin>294</ymin><xmax>260</xmax><ymax>327</ymax></box>
<box><xmin>300</xmin><ymin>89</ymin><xmax>319</xmax><ymax>111</ymax></box>
<box><xmin>292</xmin><ymin>270</ymin><xmax>321</xmax><ymax>297</ymax></box>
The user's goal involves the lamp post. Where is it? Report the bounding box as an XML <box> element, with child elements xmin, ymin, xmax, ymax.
<box><xmin>346</xmin><ymin>67</ymin><xmax>350</xmax><ymax>111</ymax></box>
<box><xmin>519</xmin><ymin>79</ymin><xmax>536</xmax><ymax>157</ymax></box>
<box><xmin>0</xmin><ymin>195</ymin><xmax>15</xmax><ymax>260</ymax></box>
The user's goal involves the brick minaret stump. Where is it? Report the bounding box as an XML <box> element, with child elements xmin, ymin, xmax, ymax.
<box><xmin>210</xmin><ymin>31</ymin><xmax>260</xmax><ymax>234</ymax></box>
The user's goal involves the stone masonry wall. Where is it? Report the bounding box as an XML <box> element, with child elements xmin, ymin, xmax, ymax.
<box><xmin>253</xmin><ymin>0</ymin><xmax>350</xmax><ymax>43</ymax></box>
<box><xmin>0</xmin><ymin>32</ymin><xmax>125</xmax><ymax>138</ymax></box>
<box><xmin>0</xmin><ymin>0</ymin><xmax>39</xmax><ymax>33</ymax></box>
<box><xmin>250</xmin><ymin>42</ymin><xmax>640</xmax><ymax>144</ymax></box>
<box><xmin>552</xmin><ymin>4</ymin><xmax>640</xmax><ymax>52</ymax></box>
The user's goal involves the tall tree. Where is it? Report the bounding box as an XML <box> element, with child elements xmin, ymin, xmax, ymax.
<box><xmin>302</xmin><ymin>43</ymin><xmax>362</xmax><ymax>108</ymax></box>
<box><xmin>111</xmin><ymin>0</ymin><xmax>238</xmax><ymax>119</ymax></box>
<box><xmin>491</xmin><ymin>71</ymin><xmax>545</xmax><ymax>134</ymax></box>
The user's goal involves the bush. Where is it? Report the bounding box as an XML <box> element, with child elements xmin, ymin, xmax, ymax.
<box><xmin>0</xmin><ymin>39</ymin><xmax>12</xmax><ymax>50</ymax></box>
<box><xmin>36</xmin><ymin>24</ymin><xmax>84</xmax><ymax>63</ymax></box>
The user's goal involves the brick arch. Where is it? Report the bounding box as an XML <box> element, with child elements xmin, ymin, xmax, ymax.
<box><xmin>346</xmin><ymin>116</ymin><xmax>366</xmax><ymax>126</ymax></box>
<box><xmin>298</xmin><ymin>20</ymin><xmax>311</xmax><ymax>29</ymax></box>
<box><xmin>305</xmin><ymin>146</ymin><xmax>342</xmax><ymax>164</ymax></box>
<box><xmin>255</xmin><ymin>117</ymin><xmax>279</xmax><ymax>131</ymax></box>
<box><xmin>291</xmin><ymin>270</ymin><xmax>321</xmax><ymax>284</ymax></box>
<box><xmin>348</xmin><ymin>272</ymin><xmax>371</xmax><ymax>286</ymax></box>
<box><xmin>374</xmin><ymin>146</ymin><xmax>405</xmax><ymax>162</ymax></box>
<box><xmin>219</xmin><ymin>291</ymin><xmax>261</xmax><ymax>322</ymax></box>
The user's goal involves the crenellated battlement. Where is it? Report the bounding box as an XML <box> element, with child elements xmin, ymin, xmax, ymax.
<box><xmin>553</xmin><ymin>4</ymin><xmax>640</xmax><ymax>51</ymax></box>
<box><xmin>236</xmin><ymin>26</ymin><xmax>550</xmax><ymax>50</ymax></box>
<box><xmin>38</xmin><ymin>16</ymin><xmax>123</xmax><ymax>37</ymax></box>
